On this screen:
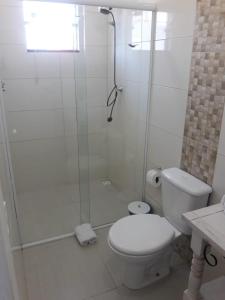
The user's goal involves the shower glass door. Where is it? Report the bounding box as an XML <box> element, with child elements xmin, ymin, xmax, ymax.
<box><xmin>77</xmin><ymin>5</ymin><xmax>153</xmax><ymax>227</ymax></box>
<box><xmin>0</xmin><ymin>1</ymin><xmax>153</xmax><ymax>246</ymax></box>
<box><xmin>1</xmin><ymin>1</ymin><xmax>84</xmax><ymax>244</ymax></box>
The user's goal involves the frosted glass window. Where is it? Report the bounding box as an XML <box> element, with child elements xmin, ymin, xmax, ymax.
<box><xmin>23</xmin><ymin>1</ymin><xmax>80</xmax><ymax>52</ymax></box>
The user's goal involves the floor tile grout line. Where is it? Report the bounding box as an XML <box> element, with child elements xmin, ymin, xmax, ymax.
<box><xmin>86</xmin><ymin>286</ymin><xmax>117</xmax><ymax>300</ymax></box>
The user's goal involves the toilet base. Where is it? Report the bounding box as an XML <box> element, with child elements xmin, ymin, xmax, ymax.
<box><xmin>121</xmin><ymin>248</ymin><xmax>172</xmax><ymax>289</ymax></box>
<box><xmin>123</xmin><ymin>263</ymin><xmax>170</xmax><ymax>289</ymax></box>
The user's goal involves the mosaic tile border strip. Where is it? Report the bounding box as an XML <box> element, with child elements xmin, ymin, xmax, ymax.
<box><xmin>181</xmin><ymin>0</ymin><xmax>225</xmax><ymax>185</ymax></box>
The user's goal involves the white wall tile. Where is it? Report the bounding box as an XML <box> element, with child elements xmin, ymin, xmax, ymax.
<box><xmin>124</xmin><ymin>45</ymin><xmax>141</xmax><ymax>82</ymax></box>
<box><xmin>89</xmin><ymin>155</ymin><xmax>107</xmax><ymax>180</ymax></box>
<box><xmin>155</xmin><ymin>0</ymin><xmax>196</xmax><ymax>40</ymax></box>
<box><xmin>114</xmin><ymin>9</ymin><xmax>152</xmax><ymax>46</ymax></box>
<box><xmin>0</xmin><ymin>45</ymin><xmax>35</xmax><ymax>79</ymax></box>
<box><xmin>142</xmin><ymin>11</ymin><xmax>152</xmax><ymax>42</ymax></box>
<box><xmin>75</xmin><ymin>78</ymin><xmax>87</xmax><ymax>105</ymax></box>
<box><xmin>35</xmin><ymin>53</ymin><xmax>60</xmax><ymax>78</ymax></box>
<box><xmin>86</xmin><ymin>78</ymin><xmax>107</xmax><ymax>107</ymax></box>
<box><xmin>107</xmin><ymin>8</ymin><xmax>154</xmax><ymax>200</ymax></box>
<box><xmin>0</xmin><ymin>5</ymin><xmax>24</xmax><ymax>31</ymax></box>
<box><xmin>120</xmin><ymin>81</ymin><xmax>140</xmax><ymax>136</ymax></box>
<box><xmin>0</xmin><ymin>2</ymin><xmax>195</xmax><ymax>231</ymax></box>
<box><xmin>7</xmin><ymin>110</ymin><xmax>64</xmax><ymax>141</ymax></box>
<box><xmin>63</xmin><ymin>109</ymin><xmax>77</xmax><ymax>137</ymax></box>
<box><xmin>107</xmin><ymin>130</ymin><xmax>123</xmax><ymax>176</ymax></box>
<box><xmin>148</xmin><ymin>125</ymin><xmax>183</xmax><ymax>169</ymax></box>
<box><xmin>115</xmin><ymin>45</ymin><xmax>126</xmax><ymax>83</ymax></box>
<box><xmin>59</xmin><ymin>53</ymin><xmax>75</xmax><ymax>79</ymax></box>
<box><xmin>0</xmin><ymin>28</ymin><xmax>25</xmax><ymax>45</ymax></box>
<box><xmin>153</xmin><ymin>37</ymin><xmax>193</xmax><ymax>89</ymax></box>
<box><xmin>85</xmin><ymin>12</ymin><xmax>108</xmax><ymax>46</ymax></box>
<box><xmin>64</xmin><ymin>136</ymin><xmax>79</xmax><ymax>184</ymax></box>
<box><xmin>144</xmin><ymin>0</ymin><xmax>195</xmax><ymax>207</ymax></box>
<box><xmin>111</xmin><ymin>9</ymin><xmax>126</xmax><ymax>46</ymax></box>
<box><xmin>124</xmin><ymin>9</ymin><xmax>142</xmax><ymax>44</ymax></box>
<box><xmin>62</xmin><ymin>79</ymin><xmax>76</xmax><ymax>108</ymax></box>
<box><xmin>10</xmin><ymin>138</ymin><xmax>68</xmax><ymax>192</ymax></box>
<box><xmin>84</xmin><ymin>6</ymin><xmax>98</xmax><ymax>13</ymax></box>
<box><xmin>150</xmin><ymin>84</ymin><xmax>187</xmax><ymax>137</ymax></box>
<box><xmin>107</xmin><ymin>45</ymin><xmax>125</xmax><ymax>85</ymax></box>
<box><xmin>88</xmin><ymin>132</ymin><xmax>107</xmax><ymax>158</ymax></box>
<box><xmin>4</xmin><ymin>79</ymin><xmax>62</xmax><ymax>111</ymax></box>
<box><xmin>76</xmin><ymin>105</ymin><xmax>89</xmax><ymax>136</ymax></box>
<box><xmin>0</xmin><ymin>0</ymin><xmax>22</xmax><ymax>6</ymax></box>
<box><xmin>123</xmin><ymin>44</ymin><xmax>151</xmax><ymax>84</ymax></box>
<box><xmin>124</xmin><ymin>10</ymin><xmax>150</xmax><ymax>41</ymax></box>
<box><xmin>87</xmin><ymin>107</ymin><xmax>107</xmax><ymax>134</ymax></box>
<box><xmin>74</xmin><ymin>51</ymin><xmax>87</xmax><ymax>78</ymax></box>
<box><xmin>0</xmin><ymin>138</ymin><xmax>21</xmax><ymax>247</ymax></box>
<box><xmin>86</xmin><ymin>46</ymin><xmax>107</xmax><ymax>78</ymax></box>
<box><xmin>140</xmin><ymin>43</ymin><xmax>152</xmax><ymax>82</ymax></box>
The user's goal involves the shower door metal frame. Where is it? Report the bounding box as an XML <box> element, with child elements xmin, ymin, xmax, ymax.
<box><xmin>0</xmin><ymin>81</ymin><xmax>23</xmax><ymax>300</ymax></box>
<box><xmin>34</xmin><ymin>0</ymin><xmax>157</xmax><ymax>12</ymax></box>
<box><xmin>0</xmin><ymin>82</ymin><xmax>23</xmax><ymax>248</ymax></box>
<box><xmin>141</xmin><ymin>10</ymin><xmax>157</xmax><ymax>202</ymax></box>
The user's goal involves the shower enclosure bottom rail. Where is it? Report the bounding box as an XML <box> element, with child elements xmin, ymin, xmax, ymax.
<box><xmin>11</xmin><ymin>222</ymin><xmax>114</xmax><ymax>251</ymax></box>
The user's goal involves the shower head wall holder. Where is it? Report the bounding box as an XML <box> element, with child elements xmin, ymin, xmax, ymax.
<box><xmin>116</xmin><ymin>87</ymin><xmax>123</xmax><ymax>92</ymax></box>
<box><xmin>109</xmin><ymin>21</ymin><xmax>115</xmax><ymax>26</ymax></box>
<box><xmin>128</xmin><ymin>43</ymin><xmax>138</xmax><ymax>48</ymax></box>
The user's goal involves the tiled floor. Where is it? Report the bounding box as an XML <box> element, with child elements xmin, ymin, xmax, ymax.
<box><xmin>18</xmin><ymin>182</ymin><xmax>129</xmax><ymax>244</ymax></box>
<box><xmin>22</xmin><ymin>227</ymin><xmax>190</xmax><ymax>300</ymax></box>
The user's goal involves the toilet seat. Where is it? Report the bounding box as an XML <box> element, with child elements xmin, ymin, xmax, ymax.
<box><xmin>108</xmin><ymin>214</ymin><xmax>175</xmax><ymax>256</ymax></box>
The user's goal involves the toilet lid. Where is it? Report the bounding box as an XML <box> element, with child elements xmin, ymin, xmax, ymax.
<box><xmin>109</xmin><ymin>215</ymin><xmax>175</xmax><ymax>256</ymax></box>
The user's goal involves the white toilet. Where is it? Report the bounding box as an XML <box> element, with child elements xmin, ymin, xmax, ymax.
<box><xmin>108</xmin><ymin>168</ymin><xmax>212</xmax><ymax>289</ymax></box>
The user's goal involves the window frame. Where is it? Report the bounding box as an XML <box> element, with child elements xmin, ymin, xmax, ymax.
<box><xmin>23</xmin><ymin>0</ymin><xmax>80</xmax><ymax>53</ymax></box>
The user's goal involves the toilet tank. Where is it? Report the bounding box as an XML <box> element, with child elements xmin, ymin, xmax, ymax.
<box><xmin>161</xmin><ymin>168</ymin><xmax>212</xmax><ymax>235</ymax></box>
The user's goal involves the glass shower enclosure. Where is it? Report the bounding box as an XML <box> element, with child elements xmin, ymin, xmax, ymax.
<box><xmin>0</xmin><ymin>1</ymin><xmax>154</xmax><ymax>246</ymax></box>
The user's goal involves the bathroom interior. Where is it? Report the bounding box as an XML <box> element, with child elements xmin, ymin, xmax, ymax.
<box><xmin>0</xmin><ymin>0</ymin><xmax>225</xmax><ymax>299</ymax></box>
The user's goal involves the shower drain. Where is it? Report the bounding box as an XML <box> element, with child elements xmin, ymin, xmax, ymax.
<box><xmin>102</xmin><ymin>180</ymin><xmax>112</xmax><ymax>186</ymax></box>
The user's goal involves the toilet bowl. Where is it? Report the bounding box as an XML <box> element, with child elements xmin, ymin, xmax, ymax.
<box><xmin>107</xmin><ymin>168</ymin><xmax>212</xmax><ymax>290</ymax></box>
<box><xmin>108</xmin><ymin>214</ymin><xmax>180</xmax><ymax>289</ymax></box>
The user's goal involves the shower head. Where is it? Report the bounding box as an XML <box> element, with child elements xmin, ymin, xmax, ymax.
<box><xmin>99</xmin><ymin>7</ymin><xmax>115</xmax><ymax>27</ymax></box>
<box><xmin>99</xmin><ymin>7</ymin><xmax>112</xmax><ymax>15</ymax></box>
